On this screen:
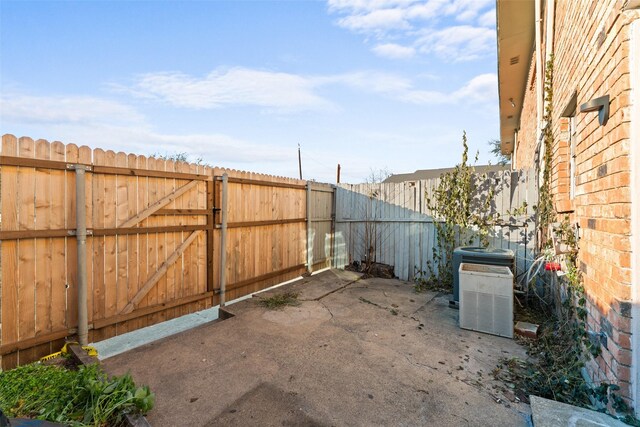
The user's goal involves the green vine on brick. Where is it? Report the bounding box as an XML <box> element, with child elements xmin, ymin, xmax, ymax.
<box><xmin>554</xmin><ymin>217</ymin><xmax>600</xmax><ymax>358</ymax></box>
<box><xmin>538</xmin><ymin>57</ymin><xmax>597</xmax><ymax>360</ymax></box>
<box><xmin>536</xmin><ymin>57</ymin><xmax>635</xmax><ymax>421</ymax></box>
<box><xmin>538</xmin><ymin>55</ymin><xmax>555</xmax><ymax>245</ymax></box>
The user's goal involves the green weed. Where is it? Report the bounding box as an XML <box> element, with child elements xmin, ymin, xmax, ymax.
<box><xmin>257</xmin><ymin>292</ymin><xmax>300</xmax><ymax>310</ymax></box>
<box><xmin>0</xmin><ymin>362</ymin><xmax>154</xmax><ymax>426</ymax></box>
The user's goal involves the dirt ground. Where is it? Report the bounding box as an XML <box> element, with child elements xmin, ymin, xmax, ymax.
<box><xmin>103</xmin><ymin>270</ymin><xmax>532</xmax><ymax>426</ymax></box>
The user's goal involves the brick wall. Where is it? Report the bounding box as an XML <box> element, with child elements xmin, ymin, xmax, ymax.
<box><xmin>514</xmin><ymin>51</ymin><xmax>538</xmax><ymax>169</ymax></box>
<box><xmin>513</xmin><ymin>0</ymin><xmax>639</xmax><ymax>405</ymax></box>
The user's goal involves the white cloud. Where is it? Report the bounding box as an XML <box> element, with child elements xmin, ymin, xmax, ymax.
<box><xmin>416</xmin><ymin>25</ymin><xmax>496</xmax><ymax>61</ymax></box>
<box><xmin>478</xmin><ymin>9</ymin><xmax>496</xmax><ymax>27</ymax></box>
<box><xmin>327</xmin><ymin>0</ymin><xmax>496</xmax><ymax>61</ymax></box>
<box><xmin>451</xmin><ymin>73</ymin><xmax>497</xmax><ymax>103</ymax></box>
<box><xmin>321</xmin><ymin>70</ymin><xmax>496</xmax><ymax>106</ymax></box>
<box><xmin>123</xmin><ymin>67</ymin><xmax>332</xmax><ymax>112</ymax></box>
<box><xmin>372</xmin><ymin>43</ymin><xmax>416</xmax><ymax>59</ymax></box>
<box><xmin>122</xmin><ymin>68</ymin><xmax>416</xmax><ymax>110</ymax></box>
<box><xmin>327</xmin><ymin>0</ymin><xmax>416</xmax><ymax>13</ymax></box>
<box><xmin>0</xmin><ymin>94</ymin><xmax>144</xmax><ymax>125</ymax></box>
<box><xmin>0</xmin><ymin>91</ymin><xmax>291</xmax><ymax>164</ymax></box>
<box><xmin>315</xmin><ymin>71</ymin><xmax>413</xmax><ymax>97</ymax></box>
<box><xmin>116</xmin><ymin>67</ymin><xmax>495</xmax><ymax>110</ymax></box>
<box><xmin>404</xmin><ymin>1</ymin><xmax>446</xmax><ymax>20</ymax></box>
<box><xmin>336</xmin><ymin>8</ymin><xmax>410</xmax><ymax>32</ymax></box>
<box><xmin>443</xmin><ymin>0</ymin><xmax>494</xmax><ymax>22</ymax></box>
<box><xmin>88</xmin><ymin>126</ymin><xmax>292</xmax><ymax>164</ymax></box>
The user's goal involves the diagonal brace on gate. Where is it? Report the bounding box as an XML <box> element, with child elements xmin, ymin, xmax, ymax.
<box><xmin>121</xmin><ymin>230</ymin><xmax>202</xmax><ymax>314</ymax></box>
<box><xmin>120</xmin><ymin>180</ymin><xmax>199</xmax><ymax>228</ymax></box>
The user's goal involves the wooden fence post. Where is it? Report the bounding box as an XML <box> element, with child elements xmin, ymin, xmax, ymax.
<box><xmin>206</xmin><ymin>179</ymin><xmax>214</xmax><ymax>300</ymax></box>
<box><xmin>219</xmin><ymin>173</ymin><xmax>228</xmax><ymax>307</ymax></box>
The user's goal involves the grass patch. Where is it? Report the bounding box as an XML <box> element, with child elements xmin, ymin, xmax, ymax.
<box><xmin>0</xmin><ymin>362</ymin><xmax>154</xmax><ymax>426</ymax></box>
<box><xmin>257</xmin><ymin>292</ymin><xmax>300</xmax><ymax>310</ymax></box>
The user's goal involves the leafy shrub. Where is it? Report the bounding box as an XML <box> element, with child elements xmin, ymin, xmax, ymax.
<box><xmin>0</xmin><ymin>362</ymin><xmax>154</xmax><ymax>426</ymax></box>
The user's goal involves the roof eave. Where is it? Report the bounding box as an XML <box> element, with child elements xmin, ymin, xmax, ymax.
<box><xmin>496</xmin><ymin>0</ymin><xmax>535</xmax><ymax>155</ymax></box>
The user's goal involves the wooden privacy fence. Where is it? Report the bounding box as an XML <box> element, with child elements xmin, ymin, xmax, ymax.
<box><xmin>0</xmin><ymin>133</ymin><xmax>536</xmax><ymax>370</ymax></box>
<box><xmin>334</xmin><ymin>169</ymin><xmax>538</xmax><ymax>283</ymax></box>
<box><xmin>0</xmin><ymin>134</ymin><xmax>336</xmax><ymax>369</ymax></box>
<box><xmin>211</xmin><ymin>171</ymin><xmax>335</xmax><ymax>303</ymax></box>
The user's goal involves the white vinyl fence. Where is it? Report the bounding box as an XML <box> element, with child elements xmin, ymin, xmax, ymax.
<box><xmin>334</xmin><ymin>169</ymin><xmax>538</xmax><ymax>284</ymax></box>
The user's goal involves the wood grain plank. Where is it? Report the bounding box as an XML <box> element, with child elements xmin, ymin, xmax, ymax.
<box><xmin>115</xmin><ymin>152</ymin><xmax>129</xmax><ymax>334</ymax></box>
<box><xmin>50</xmin><ymin>141</ymin><xmax>67</xmax><ymax>337</ymax></box>
<box><xmin>1</xmin><ymin>134</ymin><xmax>19</xmax><ymax>369</ymax></box>
<box><xmin>197</xmin><ymin>167</ymin><xmax>207</xmax><ymax>300</ymax></box>
<box><xmin>17</xmin><ymin>137</ymin><xmax>37</xmax><ymax>364</ymax></box>
<box><xmin>135</xmin><ymin>155</ymin><xmax>149</xmax><ymax>330</ymax></box>
<box><xmin>144</xmin><ymin>157</ymin><xmax>159</xmax><ymax>322</ymax></box>
<box><xmin>34</xmin><ymin>138</ymin><xmax>53</xmax><ymax>357</ymax></box>
<box><xmin>164</xmin><ymin>160</ymin><xmax>177</xmax><ymax>321</ymax></box>
<box><xmin>206</xmin><ymin>179</ymin><xmax>214</xmax><ymax>295</ymax></box>
<box><xmin>78</xmin><ymin>146</ymin><xmax>93</xmax><ymax>340</ymax></box>
<box><xmin>91</xmin><ymin>149</ymin><xmax>106</xmax><ymax>341</ymax></box>
<box><xmin>122</xmin><ymin>153</ymin><xmax>140</xmax><ymax>333</ymax></box>
<box><xmin>155</xmin><ymin>158</ymin><xmax>168</xmax><ymax>323</ymax></box>
<box><xmin>103</xmin><ymin>150</ymin><xmax>118</xmax><ymax>340</ymax></box>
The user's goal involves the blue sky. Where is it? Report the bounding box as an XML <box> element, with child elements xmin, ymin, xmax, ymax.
<box><xmin>1</xmin><ymin>0</ymin><xmax>499</xmax><ymax>183</ymax></box>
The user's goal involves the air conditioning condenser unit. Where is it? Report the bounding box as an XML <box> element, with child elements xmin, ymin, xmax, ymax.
<box><xmin>459</xmin><ymin>263</ymin><xmax>513</xmax><ymax>338</ymax></box>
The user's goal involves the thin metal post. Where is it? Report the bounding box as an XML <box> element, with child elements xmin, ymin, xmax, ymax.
<box><xmin>219</xmin><ymin>173</ymin><xmax>228</xmax><ymax>307</ymax></box>
<box><xmin>330</xmin><ymin>185</ymin><xmax>336</xmax><ymax>268</ymax></box>
<box><xmin>75</xmin><ymin>167</ymin><xmax>89</xmax><ymax>346</ymax></box>
<box><xmin>306</xmin><ymin>182</ymin><xmax>312</xmax><ymax>273</ymax></box>
<box><xmin>298</xmin><ymin>144</ymin><xmax>303</xmax><ymax>180</ymax></box>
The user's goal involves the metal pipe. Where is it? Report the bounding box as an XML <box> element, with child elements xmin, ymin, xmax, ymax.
<box><xmin>75</xmin><ymin>167</ymin><xmax>89</xmax><ymax>346</ymax></box>
<box><xmin>219</xmin><ymin>173</ymin><xmax>228</xmax><ymax>307</ymax></box>
<box><xmin>544</xmin><ymin>0</ymin><xmax>555</xmax><ymax>65</ymax></box>
<box><xmin>330</xmin><ymin>185</ymin><xmax>336</xmax><ymax>268</ymax></box>
<box><xmin>534</xmin><ymin>0</ymin><xmax>543</xmax><ymax>130</ymax></box>
<box><xmin>306</xmin><ymin>182</ymin><xmax>312</xmax><ymax>273</ymax></box>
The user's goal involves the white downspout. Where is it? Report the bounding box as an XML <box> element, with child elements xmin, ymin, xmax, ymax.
<box><xmin>535</xmin><ymin>0</ymin><xmax>543</xmax><ymax>131</ymax></box>
<box><xmin>630</xmin><ymin>17</ymin><xmax>640</xmax><ymax>418</ymax></box>
<box><xmin>545</xmin><ymin>0</ymin><xmax>555</xmax><ymax>65</ymax></box>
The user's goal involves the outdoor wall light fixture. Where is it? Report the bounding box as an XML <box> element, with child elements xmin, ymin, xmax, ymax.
<box><xmin>580</xmin><ymin>95</ymin><xmax>610</xmax><ymax>126</ymax></box>
<box><xmin>509</xmin><ymin>98</ymin><xmax>515</xmax><ymax>108</ymax></box>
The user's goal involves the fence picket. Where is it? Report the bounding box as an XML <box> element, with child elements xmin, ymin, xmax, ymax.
<box><xmin>115</xmin><ymin>152</ymin><xmax>129</xmax><ymax>333</ymax></box>
<box><xmin>34</xmin><ymin>139</ymin><xmax>53</xmax><ymax>358</ymax></box>
<box><xmin>17</xmin><ymin>137</ymin><xmax>37</xmax><ymax>364</ymax></box>
<box><xmin>50</xmin><ymin>141</ymin><xmax>66</xmax><ymax>347</ymax></box>
<box><xmin>1</xmin><ymin>135</ymin><xmax>19</xmax><ymax>369</ymax></box>
<box><xmin>335</xmin><ymin>170</ymin><xmax>537</xmax><ymax>283</ymax></box>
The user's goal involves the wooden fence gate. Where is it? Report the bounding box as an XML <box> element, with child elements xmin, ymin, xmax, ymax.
<box><xmin>0</xmin><ymin>135</ymin><xmax>337</xmax><ymax>369</ymax></box>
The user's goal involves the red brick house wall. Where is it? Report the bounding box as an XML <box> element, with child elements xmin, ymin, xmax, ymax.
<box><xmin>512</xmin><ymin>0</ymin><xmax>639</xmax><ymax>404</ymax></box>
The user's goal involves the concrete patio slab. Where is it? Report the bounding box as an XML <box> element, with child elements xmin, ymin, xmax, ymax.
<box><xmin>103</xmin><ymin>270</ymin><xmax>532</xmax><ymax>426</ymax></box>
<box><xmin>530</xmin><ymin>396</ymin><xmax>627</xmax><ymax>427</ymax></box>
